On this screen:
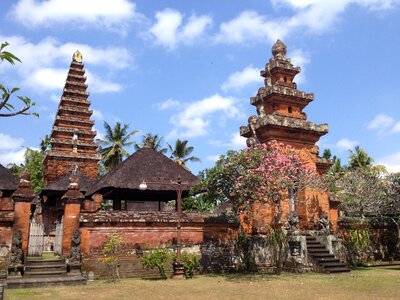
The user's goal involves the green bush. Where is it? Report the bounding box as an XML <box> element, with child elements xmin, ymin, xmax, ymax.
<box><xmin>98</xmin><ymin>234</ymin><xmax>123</xmax><ymax>281</ymax></box>
<box><xmin>140</xmin><ymin>247</ymin><xmax>170</xmax><ymax>279</ymax></box>
<box><xmin>180</xmin><ymin>252</ymin><xmax>200</xmax><ymax>278</ymax></box>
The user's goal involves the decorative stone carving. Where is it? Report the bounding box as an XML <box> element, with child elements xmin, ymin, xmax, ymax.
<box><xmin>271</xmin><ymin>39</ymin><xmax>287</xmax><ymax>58</ymax></box>
<box><xmin>316</xmin><ymin>212</ymin><xmax>332</xmax><ymax>235</ymax></box>
<box><xmin>33</xmin><ymin>198</ymin><xmax>43</xmax><ymax>224</ymax></box>
<box><xmin>286</xmin><ymin>211</ymin><xmax>300</xmax><ymax>236</ymax></box>
<box><xmin>9</xmin><ymin>230</ymin><xmax>23</xmax><ymax>265</ymax></box>
<box><xmin>288</xmin><ymin>240</ymin><xmax>301</xmax><ymax>256</ymax></box>
<box><xmin>69</xmin><ymin>228</ymin><xmax>81</xmax><ymax>262</ymax></box>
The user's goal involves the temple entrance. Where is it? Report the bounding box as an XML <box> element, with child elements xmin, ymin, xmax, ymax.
<box><xmin>27</xmin><ymin>220</ymin><xmax>44</xmax><ymax>256</ymax></box>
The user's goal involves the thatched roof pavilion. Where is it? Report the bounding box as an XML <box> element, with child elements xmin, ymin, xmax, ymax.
<box><xmin>41</xmin><ymin>167</ymin><xmax>95</xmax><ymax>199</ymax></box>
<box><xmin>86</xmin><ymin>147</ymin><xmax>199</xmax><ymax>202</ymax></box>
<box><xmin>0</xmin><ymin>164</ymin><xmax>18</xmax><ymax>193</ymax></box>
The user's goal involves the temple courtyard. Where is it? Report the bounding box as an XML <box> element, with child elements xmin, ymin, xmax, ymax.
<box><xmin>5</xmin><ymin>266</ymin><xmax>400</xmax><ymax>300</ymax></box>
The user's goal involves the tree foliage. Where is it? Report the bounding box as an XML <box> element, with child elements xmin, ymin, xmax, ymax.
<box><xmin>0</xmin><ymin>42</ymin><xmax>37</xmax><ymax>118</ymax></box>
<box><xmin>168</xmin><ymin>139</ymin><xmax>200</xmax><ymax>166</ymax></box>
<box><xmin>97</xmin><ymin>121</ymin><xmax>138</xmax><ymax>171</ymax></box>
<box><xmin>99</xmin><ymin>234</ymin><xmax>124</xmax><ymax>281</ymax></box>
<box><xmin>140</xmin><ymin>247</ymin><xmax>170</xmax><ymax>279</ymax></box>
<box><xmin>8</xmin><ymin>148</ymin><xmax>44</xmax><ymax>193</ymax></box>
<box><xmin>197</xmin><ymin>141</ymin><xmax>324</xmax><ymax>224</ymax></box>
<box><xmin>135</xmin><ymin>133</ymin><xmax>167</xmax><ymax>154</ymax></box>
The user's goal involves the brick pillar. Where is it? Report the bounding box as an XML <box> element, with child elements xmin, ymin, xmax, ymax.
<box><xmin>61</xmin><ymin>167</ymin><xmax>84</xmax><ymax>256</ymax></box>
<box><xmin>12</xmin><ymin>170</ymin><xmax>34</xmax><ymax>254</ymax></box>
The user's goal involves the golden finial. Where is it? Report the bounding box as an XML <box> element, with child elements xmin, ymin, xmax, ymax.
<box><xmin>73</xmin><ymin>50</ymin><xmax>83</xmax><ymax>63</ymax></box>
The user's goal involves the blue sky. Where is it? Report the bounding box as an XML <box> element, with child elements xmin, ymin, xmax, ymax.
<box><xmin>1</xmin><ymin>0</ymin><xmax>400</xmax><ymax>175</ymax></box>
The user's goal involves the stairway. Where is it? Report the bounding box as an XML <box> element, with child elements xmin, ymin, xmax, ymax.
<box><xmin>6</xmin><ymin>258</ymin><xmax>86</xmax><ymax>289</ymax></box>
<box><xmin>306</xmin><ymin>236</ymin><xmax>350</xmax><ymax>274</ymax></box>
<box><xmin>24</xmin><ymin>258</ymin><xmax>67</xmax><ymax>278</ymax></box>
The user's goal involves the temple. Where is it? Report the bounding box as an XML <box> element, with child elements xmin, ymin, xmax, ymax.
<box><xmin>43</xmin><ymin>50</ymin><xmax>99</xmax><ymax>185</ymax></box>
<box><xmin>0</xmin><ymin>42</ymin><xmax>351</xmax><ymax>284</ymax></box>
<box><xmin>240</xmin><ymin>40</ymin><xmax>339</xmax><ymax>230</ymax></box>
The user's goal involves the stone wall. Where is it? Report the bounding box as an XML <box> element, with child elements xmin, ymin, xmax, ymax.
<box><xmin>79</xmin><ymin>211</ymin><xmax>239</xmax><ymax>256</ymax></box>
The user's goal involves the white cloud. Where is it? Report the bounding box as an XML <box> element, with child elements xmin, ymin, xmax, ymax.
<box><xmin>92</xmin><ymin>109</ymin><xmax>105</xmax><ymax>121</ymax></box>
<box><xmin>167</xmin><ymin>94</ymin><xmax>240</xmax><ymax>139</ymax></box>
<box><xmin>391</xmin><ymin>121</ymin><xmax>400</xmax><ymax>133</ymax></box>
<box><xmin>154</xmin><ymin>99</ymin><xmax>181</xmax><ymax>110</ymax></box>
<box><xmin>368</xmin><ymin>113</ymin><xmax>395</xmax><ymax>130</ymax></box>
<box><xmin>288</xmin><ymin>49</ymin><xmax>310</xmax><ymax>84</ymax></box>
<box><xmin>221</xmin><ymin>65</ymin><xmax>262</xmax><ymax>92</ymax></box>
<box><xmin>26</xmin><ymin>68</ymin><xmax>67</xmax><ymax>91</ymax></box>
<box><xmin>215</xmin><ymin>11</ymin><xmax>286</xmax><ymax>44</ymax></box>
<box><xmin>0</xmin><ymin>133</ymin><xmax>24</xmax><ymax>150</ymax></box>
<box><xmin>0</xmin><ymin>35</ymin><xmax>130</xmax><ymax>94</ymax></box>
<box><xmin>377</xmin><ymin>151</ymin><xmax>400</xmax><ymax>173</ymax></box>
<box><xmin>10</xmin><ymin>0</ymin><xmax>139</xmax><ymax>33</ymax></box>
<box><xmin>0</xmin><ymin>149</ymin><xmax>26</xmax><ymax>166</ymax></box>
<box><xmin>229</xmin><ymin>132</ymin><xmax>247</xmax><ymax>150</ymax></box>
<box><xmin>86</xmin><ymin>70</ymin><xmax>122</xmax><ymax>93</ymax></box>
<box><xmin>149</xmin><ymin>9</ymin><xmax>212</xmax><ymax>50</ymax></box>
<box><xmin>335</xmin><ymin>138</ymin><xmax>359</xmax><ymax>151</ymax></box>
<box><xmin>215</xmin><ymin>1</ymin><xmax>398</xmax><ymax>45</ymax></box>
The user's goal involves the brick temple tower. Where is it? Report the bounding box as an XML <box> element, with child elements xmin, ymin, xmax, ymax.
<box><xmin>240</xmin><ymin>40</ymin><xmax>338</xmax><ymax>229</ymax></box>
<box><xmin>43</xmin><ymin>51</ymin><xmax>100</xmax><ymax>184</ymax></box>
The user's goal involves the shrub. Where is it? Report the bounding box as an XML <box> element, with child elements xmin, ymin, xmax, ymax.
<box><xmin>180</xmin><ymin>252</ymin><xmax>200</xmax><ymax>278</ymax></box>
<box><xmin>99</xmin><ymin>234</ymin><xmax>123</xmax><ymax>281</ymax></box>
<box><xmin>140</xmin><ymin>247</ymin><xmax>170</xmax><ymax>279</ymax></box>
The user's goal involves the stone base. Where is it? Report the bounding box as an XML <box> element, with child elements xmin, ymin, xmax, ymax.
<box><xmin>67</xmin><ymin>262</ymin><xmax>82</xmax><ymax>276</ymax></box>
<box><xmin>172</xmin><ymin>261</ymin><xmax>185</xmax><ymax>279</ymax></box>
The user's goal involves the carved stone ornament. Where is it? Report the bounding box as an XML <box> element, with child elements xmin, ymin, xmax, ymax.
<box><xmin>73</xmin><ymin>50</ymin><xmax>83</xmax><ymax>63</ymax></box>
<box><xmin>271</xmin><ymin>39</ymin><xmax>287</xmax><ymax>58</ymax></box>
<box><xmin>316</xmin><ymin>212</ymin><xmax>332</xmax><ymax>235</ymax></box>
<box><xmin>69</xmin><ymin>228</ymin><xmax>81</xmax><ymax>262</ymax></box>
<box><xmin>286</xmin><ymin>211</ymin><xmax>300</xmax><ymax>236</ymax></box>
<box><xmin>288</xmin><ymin>240</ymin><xmax>301</xmax><ymax>256</ymax></box>
<box><xmin>9</xmin><ymin>230</ymin><xmax>23</xmax><ymax>265</ymax></box>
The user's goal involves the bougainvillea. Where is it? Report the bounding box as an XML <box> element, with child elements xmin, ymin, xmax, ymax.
<box><xmin>199</xmin><ymin>140</ymin><xmax>324</xmax><ymax>224</ymax></box>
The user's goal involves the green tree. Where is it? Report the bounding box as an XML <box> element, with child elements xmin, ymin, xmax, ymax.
<box><xmin>0</xmin><ymin>42</ymin><xmax>37</xmax><ymax>118</ymax></box>
<box><xmin>322</xmin><ymin>148</ymin><xmax>332</xmax><ymax>159</ymax></box>
<box><xmin>99</xmin><ymin>234</ymin><xmax>123</xmax><ymax>281</ymax></box>
<box><xmin>8</xmin><ymin>148</ymin><xmax>44</xmax><ymax>193</ymax></box>
<box><xmin>135</xmin><ymin>133</ymin><xmax>167</xmax><ymax>154</ymax></box>
<box><xmin>97</xmin><ymin>121</ymin><xmax>138</xmax><ymax>171</ymax></box>
<box><xmin>40</xmin><ymin>134</ymin><xmax>51</xmax><ymax>152</ymax></box>
<box><xmin>168</xmin><ymin>139</ymin><xmax>200</xmax><ymax>166</ymax></box>
<box><xmin>348</xmin><ymin>146</ymin><xmax>373</xmax><ymax>170</ymax></box>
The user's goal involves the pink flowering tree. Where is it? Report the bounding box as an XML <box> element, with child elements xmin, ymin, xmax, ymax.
<box><xmin>228</xmin><ymin>141</ymin><xmax>323</xmax><ymax>224</ymax></box>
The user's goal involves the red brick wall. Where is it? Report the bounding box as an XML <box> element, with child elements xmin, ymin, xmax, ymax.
<box><xmin>62</xmin><ymin>202</ymin><xmax>81</xmax><ymax>255</ymax></box>
<box><xmin>13</xmin><ymin>201</ymin><xmax>31</xmax><ymax>252</ymax></box>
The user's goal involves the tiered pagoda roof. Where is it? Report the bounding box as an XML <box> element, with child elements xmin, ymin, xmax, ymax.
<box><xmin>240</xmin><ymin>40</ymin><xmax>328</xmax><ymax>148</ymax></box>
<box><xmin>43</xmin><ymin>51</ymin><xmax>100</xmax><ymax>184</ymax></box>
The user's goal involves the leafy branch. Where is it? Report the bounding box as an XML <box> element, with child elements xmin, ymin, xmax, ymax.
<box><xmin>0</xmin><ymin>42</ymin><xmax>38</xmax><ymax>118</ymax></box>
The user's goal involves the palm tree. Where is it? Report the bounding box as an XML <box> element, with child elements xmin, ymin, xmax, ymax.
<box><xmin>168</xmin><ymin>139</ymin><xmax>201</xmax><ymax>166</ymax></box>
<box><xmin>40</xmin><ymin>134</ymin><xmax>51</xmax><ymax>152</ymax></box>
<box><xmin>348</xmin><ymin>146</ymin><xmax>373</xmax><ymax>170</ymax></box>
<box><xmin>97</xmin><ymin>121</ymin><xmax>138</xmax><ymax>171</ymax></box>
<box><xmin>135</xmin><ymin>133</ymin><xmax>167</xmax><ymax>154</ymax></box>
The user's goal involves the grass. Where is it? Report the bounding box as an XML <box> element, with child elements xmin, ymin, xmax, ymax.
<box><xmin>5</xmin><ymin>266</ymin><xmax>400</xmax><ymax>300</ymax></box>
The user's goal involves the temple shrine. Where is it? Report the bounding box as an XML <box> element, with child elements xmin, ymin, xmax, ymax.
<box><xmin>240</xmin><ymin>40</ymin><xmax>339</xmax><ymax>231</ymax></box>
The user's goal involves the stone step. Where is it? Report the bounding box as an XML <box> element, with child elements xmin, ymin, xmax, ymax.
<box><xmin>315</xmin><ymin>257</ymin><xmax>341</xmax><ymax>263</ymax></box>
<box><xmin>25</xmin><ymin>258</ymin><xmax>64</xmax><ymax>265</ymax></box>
<box><xmin>6</xmin><ymin>276</ymin><xmax>86</xmax><ymax>289</ymax></box>
<box><xmin>309</xmin><ymin>253</ymin><xmax>336</xmax><ymax>258</ymax></box>
<box><xmin>24</xmin><ymin>270</ymin><xmax>68</xmax><ymax>278</ymax></box>
<box><xmin>306</xmin><ymin>241</ymin><xmax>321</xmax><ymax>245</ymax></box>
<box><xmin>25</xmin><ymin>265</ymin><xmax>66</xmax><ymax>272</ymax></box>
<box><xmin>308</xmin><ymin>249</ymin><xmax>330</xmax><ymax>254</ymax></box>
<box><xmin>320</xmin><ymin>262</ymin><xmax>347</xmax><ymax>268</ymax></box>
<box><xmin>307</xmin><ymin>245</ymin><xmax>326</xmax><ymax>249</ymax></box>
<box><xmin>325</xmin><ymin>267</ymin><xmax>351</xmax><ymax>273</ymax></box>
